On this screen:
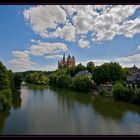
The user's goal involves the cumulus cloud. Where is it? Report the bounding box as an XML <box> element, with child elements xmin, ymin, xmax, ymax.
<box><xmin>10</xmin><ymin>50</ymin><xmax>35</xmax><ymax>71</ymax></box>
<box><xmin>29</xmin><ymin>42</ymin><xmax>68</xmax><ymax>56</ymax></box>
<box><xmin>34</xmin><ymin>64</ymin><xmax>58</xmax><ymax>71</ymax></box>
<box><xmin>12</xmin><ymin>50</ymin><xmax>29</xmax><ymax>59</ymax></box>
<box><xmin>137</xmin><ymin>45</ymin><xmax>140</xmax><ymax>50</ymax></box>
<box><xmin>78</xmin><ymin>59</ymin><xmax>110</xmax><ymax>66</ymax></box>
<box><xmin>78</xmin><ymin>52</ymin><xmax>140</xmax><ymax>68</ymax></box>
<box><xmin>117</xmin><ymin>18</ymin><xmax>140</xmax><ymax>38</ymax></box>
<box><xmin>10</xmin><ymin>58</ymin><xmax>34</xmax><ymax>68</ymax></box>
<box><xmin>23</xmin><ymin>5</ymin><xmax>140</xmax><ymax>43</ymax></box>
<box><xmin>115</xmin><ymin>53</ymin><xmax>140</xmax><ymax>62</ymax></box>
<box><xmin>30</xmin><ymin>39</ymin><xmax>41</xmax><ymax>43</ymax></box>
<box><xmin>52</xmin><ymin>23</ymin><xmax>76</xmax><ymax>41</ymax></box>
<box><xmin>78</xmin><ymin>39</ymin><xmax>89</xmax><ymax>48</ymax></box>
<box><xmin>23</xmin><ymin>5</ymin><xmax>67</xmax><ymax>37</ymax></box>
<box><xmin>10</xmin><ymin>42</ymin><xmax>68</xmax><ymax>71</ymax></box>
<box><xmin>45</xmin><ymin>54</ymin><xmax>62</xmax><ymax>59</ymax></box>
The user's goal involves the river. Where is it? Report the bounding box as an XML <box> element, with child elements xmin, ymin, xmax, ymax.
<box><xmin>0</xmin><ymin>84</ymin><xmax>140</xmax><ymax>135</ymax></box>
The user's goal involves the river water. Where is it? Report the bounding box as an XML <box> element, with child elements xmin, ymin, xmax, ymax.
<box><xmin>0</xmin><ymin>84</ymin><xmax>140</xmax><ymax>135</ymax></box>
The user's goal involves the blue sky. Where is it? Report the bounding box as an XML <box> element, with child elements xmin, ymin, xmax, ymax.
<box><xmin>0</xmin><ymin>5</ymin><xmax>140</xmax><ymax>72</ymax></box>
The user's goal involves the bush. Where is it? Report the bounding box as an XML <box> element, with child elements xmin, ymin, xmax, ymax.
<box><xmin>71</xmin><ymin>76</ymin><xmax>92</xmax><ymax>92</ymax></box>
<box><xmin>56</xmin><ymin>75</ymin><xmax>71</xmax><ymax>88</ymax></box>
<box><xmin>0</xmin><ymin>89</ymin><xmax>12</xmax><ymax>111</ymax></box>
<box><xmin>25</xmin><ymin>73</ymin><xmax>49</xmax><ymax>85</ymax></box>
<box><xmin>0</xmin><ymin>88</ymin><xmax>12</xmax><ymax>100</ymax></box>
<box><xmin>132</xmin><ymin>89</ymin><xmax>140</xmax><ymax>104</ymax></box>
<box><xmin>99</xmin><ymin>88</ymin><xmax>111</xmax><ymax>96</ymax></box>
<box><xmin>113</xmin><ymin>83</ymin><xmax>134</xmax><ymax>102</ymax></box>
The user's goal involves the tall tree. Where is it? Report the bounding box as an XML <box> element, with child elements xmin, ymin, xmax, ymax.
<box><xmin>86</xmin><ymin>61</ymin><xmax>95</xmax><ymax>73</ymax></box>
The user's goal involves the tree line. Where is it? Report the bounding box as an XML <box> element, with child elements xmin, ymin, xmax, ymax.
<box><xmin>0</xmin><ymin>61</ymin><xmax>22</xmax><ymax>112</ymax></box>
<box><xmin>21</xmin><ymin>61</ymin><xmax>140</xmax><ymax>105</ymax></box>
<box><xmin>23</xmin><ymin>61</ymin><xmax>130</xmax><ymax>92</ymax></box>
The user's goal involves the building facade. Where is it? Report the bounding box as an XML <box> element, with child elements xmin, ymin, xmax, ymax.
<box><xmin>126</xmin><ymin>65</ymin><xmax>140</xmax><ymax>89</ymax></box>
<box><xmin>58</xmin><ymin>53</ymin><xmax>75</xmax><ymax>69</ymax></box>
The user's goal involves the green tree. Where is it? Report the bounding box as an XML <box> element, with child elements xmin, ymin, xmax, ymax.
<box><xmin>0</xmin><ymin>61</ymin><xmax>9</xmax><ymax>90</ymax></box>
<box><xmin>71</xmin><ymin>75</ymin><xmax>92</xmax><ymax>92</ymax></box>
<box><xmin>108</xmin><ymin>62</ymin><xmax>123</xmax><ymax>82</ymax></box>
<box><xmin>93</xmin><ymin>63</ymin><xmax>110</xmax><ymax>84</ymax></box>
<box><xmin>99</xmin><ymin>88</ymin><xmax>111</xmax><ymax>96</ymax></box>
<box><xmin>25</xmin><ymin>72</ymin><xmax>49</xmax><ymax>85</ymax></box>
<box><xmin>13</xmin><ymin>73</ymin><xmax>22</xmax><ymax>90</ymax></box>
<box><xmin>49</xmin><ymin>73</ymin><xmax>57</xmax><ymax>86</ymax></box>
<box><xmin>0</xmin><ymin>61</ymin><xmax>22</xmax><ymax>112</ymax></box>
<box><xmin>7</xmin><ymin>70</ymin><xmax>15</xmax><ymax>92</ymax></box>
<box><xmin>56</xmin><ymin>74</ymin><xmax>71</xmax><ymax>88</ymax></box>
<box><xmin>122</xmin><ymin>68</ymin><xmax>131</xmax><ymax>80</ymax></box>
<box><xmin>75</xmin><ymin>63</ymin><xmax>86</xmax><ymax>73</ymax></box>
<box><xmin>93</xmin><ymin>62</ymin><xmax>123</xmax><ymax>85</ymax></box>
<box><xmin>86</xmin><ymin>61</ymin><xmax>95</xmax><ymax>73</ymax></box>
<box><xmin>113</xmin><ymin>83</ymin><xmax>134</xmax><ymax>102</ymax></box>
<box><xmin>67</xmin><ymin>67</ymin><xmax>76</xmax><ymax>77</ymax></box>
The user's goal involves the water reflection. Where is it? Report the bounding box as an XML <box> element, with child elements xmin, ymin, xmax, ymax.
<box><xmin>51</xmin><ymin>86</ymin><xmax>140</xmax><ymax>122</ymax></box>
<box><xmin>25</xmin><ymin>84</ymin><xmax>48</xmax><ymax>91</ymax></box>
<box><xmin>0</xmin><ymin>91</ymin><xmax>22</xmax><ymax>134</ymax></box>
<box><xmin>92</xmin><ymin>97</ymin><xmax>140</xmax><ymax>121</ymax></box>
<box><xmin>12</xmin><ymin>92</ymin><xmax>22</xmax><ymax>110</ymax></box>
<box><xmin>1</xmin><ymin>85</ymin><xmax>140</xmax><ymax>134</ymax></box>
<box><xmin>50</xmin><ymin>87</ymin><xmax>92</xmax><ymax>112</ymax></box>
<box><xmin>0</xmin><ymin>111</ymin><xmax>10</xmax><ymax>134</ymax></box>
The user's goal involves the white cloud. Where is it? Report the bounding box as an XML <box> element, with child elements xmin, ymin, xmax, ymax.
<box><xmin>12</xmin><ymin>50</ymin><xmax>29</xmax><ymax>59</ymax></box>
<box><xmin>10</xmin><ymin>41</ymin><xmax>68</xmax><ymax>72</ymax></box>
<box><xmin>10</xmin><ymin>61</ymin><xmax>57</xmax><ymax>72</ymax></box>
<box><xmin>31</xmin><ymin>64</ymin><xmax>57</xmax><ymax>71</ymax></box>
<box><xmin>10</xmin><ymin>58</ymin><xmax>34</xmax><ymax>67</ymax></box>
<box><xmin>78</xmin><ymin>39</ymin><xmax>89</xmax><ymax>48</ymax></box>
<box><xmin>77</xmin><ymin>53</ymin><xmax>140</xmax><ymax>68</ymax></box>
<box><xmin>23</xmin><ymin>5</ymin><xmax>67</xmax><ymax>37</ymax></box>
<box><xmin>45</xmin><ymin>54</ymin><xmax>62</xmax><ymax>59</ymax></box>
<box><xmin>10</xmin><ymin>50</ymin><xmax>35</xmax><ymax>71</ymax></box>
<box><xmin>72</xmin><ymin>13</ymin><xmax>94</xmax><ymax>34</ymax></box>
<box><xmin>115</xmin><ymin>53</ymin><xmax>140</xmax><ymax>62</ymax></box>
<box><xmin>52</xmin><ymin>24</ymin><xmax>76</xmax><ymax>41</ymax></box>
<box><xmin>9</xmin><ymin>58</ymin><xmax>35</xmax><ymax>72</ymax></box>
<box><xmin>30</xmin><ymin>39</ymin><xmax>41</xmax><ymax>43</ymax></box>
<box><xmin>29</xmin><ymin>42</ymin><xmax>68</xmax><ymax>56</ymax></box>
<box><xmin>23</xmin><ymin>5</ymin><xmax>140</xmax><ymax>44</ymax></box>
<box><xmin>137</xmin><ymin>45</ymin><xmax>140</xmax><ymax>50</ymax></box>
<box><xmin>78</xmin><ymin>59</ymin><xmax>110</xmax><ymax>66</ymax></box>
<box><xmin>117</xmin><ymin>18</ymin><xmax>140</xmax><ymax>38</ymax></box>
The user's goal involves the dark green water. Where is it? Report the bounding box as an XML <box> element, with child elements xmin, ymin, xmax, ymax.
<box><xmin>1</xmin><ymin>85</ymin><xmax>140</xmax><ymax>135</ymax></box>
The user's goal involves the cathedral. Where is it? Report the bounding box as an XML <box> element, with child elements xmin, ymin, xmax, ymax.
<box><xmin>58</xmin><ymin>53</ymin><xmax>75</xmax><ymax>69</ymax></box>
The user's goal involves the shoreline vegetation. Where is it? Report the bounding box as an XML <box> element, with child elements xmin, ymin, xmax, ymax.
<box><xmin>0</xmin><ymin>60</ymin><xmax>140</xmax><ymax>113</ymax></box>
<box><xmin>0</xmin><ymin>61</ymin><xmax>22</xmax><ymax>112</ymax></box>
<box><xmin>22</xmin><ymin>61</ymin><xmax>140</xmax><ymax>105</ymax></box>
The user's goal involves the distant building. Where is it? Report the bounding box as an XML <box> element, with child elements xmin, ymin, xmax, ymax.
<box><xmin>126</xmin><ymin>72</ymin><xmax>140</xmax><ymax>88</ymax></box>
<box><xmin>58</xmin><ymin>53</ymin><xmax>75</xmax><ymax>69</ymax></box>
<box><xmin>126</xmin><ymin>65</ymin><xmax>140</xmax><ymax>89</ymax></box>
<box><xmin>128</xmin><ymin>64</ymin><xmax>139</xmax><ymax>74</ymax></box>
<box><xmin>75</xmin><ymin>70</ymin><xmax>92</xmax><ymax>77</ymax></box>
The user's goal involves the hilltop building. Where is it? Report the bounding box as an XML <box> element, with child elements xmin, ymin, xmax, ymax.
<box><xmin>58</xmin><ymin>53</ymin><xmax>75</xmax><ymax>69</ymax></box>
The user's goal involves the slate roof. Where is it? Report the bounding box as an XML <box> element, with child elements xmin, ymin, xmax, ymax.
<box><xmin>76</xmin><ymin>70</ymin><xmax>92</xmax><ymax>76</ymax></box>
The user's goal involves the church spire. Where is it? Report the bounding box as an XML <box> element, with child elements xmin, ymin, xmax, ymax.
<box><xmin>63</xmin><ymin>53</ymin><xmax>66</xmax><ymax>62</ymax></box>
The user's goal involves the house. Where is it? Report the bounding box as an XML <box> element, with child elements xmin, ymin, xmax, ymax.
<box><xmin>126</xmin><ymin>72</ymin><xmax>140</xmax><ymax>89</ymax></box>
<box><xmin>75</xmin><ymin>70</ymin><xmax>92</xmax><ymax>77</ymax></box>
